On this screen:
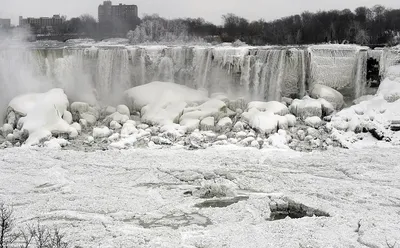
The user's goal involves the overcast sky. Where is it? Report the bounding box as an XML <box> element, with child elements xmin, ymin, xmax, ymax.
<box><xmin>2</xmin><ymin>0</ymin><xmax>400</xmax><ymax>26</ymax></box>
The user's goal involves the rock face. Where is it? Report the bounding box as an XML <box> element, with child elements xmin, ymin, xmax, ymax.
<box><xmin>310</xmin><ymin>84</ymin><xmax>345</xmax><ymax>110</ymax></box>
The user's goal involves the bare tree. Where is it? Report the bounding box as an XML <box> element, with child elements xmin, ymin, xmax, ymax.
<box><xmin>0</xmin><ymin>203</ymin><xmax>18</xmax><ymax>248</ymax></box>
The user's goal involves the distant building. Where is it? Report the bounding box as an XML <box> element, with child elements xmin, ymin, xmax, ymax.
<box><xmin>98</xmin><ymin>1</ymin><xmax>139</xmax><ymax>34</ymax></box>
<box><xmin>0</xmin><ymin>18</ymin><xmax>11</xmax><ymax>29</ymax></box>
<box><xmin>19</xmin><ymin>15</ymin><xmax>64</xmax><ymax>34</ymax></box>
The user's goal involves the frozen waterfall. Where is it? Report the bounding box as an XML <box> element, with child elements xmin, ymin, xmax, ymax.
<box><xmin>1</xmin><ymin>43</ymin><xmax>398</xmax><ymax>118</ymax></box>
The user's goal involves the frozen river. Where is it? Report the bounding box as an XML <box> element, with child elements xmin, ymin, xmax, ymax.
<box><xmin>1</xmin><ymin>146</ymin><xmax>399</xmax><ymax>247</ymax></box>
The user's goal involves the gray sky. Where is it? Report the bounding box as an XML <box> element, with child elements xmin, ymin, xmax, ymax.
<box><xmin>2</xmin><ymin>0</ymin><xmax>400</xmax><ymax>26</ymax></box>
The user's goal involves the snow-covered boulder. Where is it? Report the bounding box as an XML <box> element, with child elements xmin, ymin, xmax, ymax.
<box><xmin>310</xmin><ymin>84</ymin><xmax>345</xmax><ymax>110</ymax></box>
<box><xmin>277</xmin><ymin>115</ymin><xmax>289</xmax><ymax>130</ymax></box>
<box><xmin>266</xmin><ymin>131</ymin><xmax>289</xmax><ymax>149</ymax></box>
<box><xmin>318</xmin><ymin>98</ymin><xmax>335</xmax><ymax>116</ymax></box>
<box><xmin>216</xmin><ymin>117</ymin><xmax>232</xmax><ymax>132</ymax></box>
<box><xmin>245</xmin><ymin>109</ymin><xmax>279</xmax><ymax>134</ymax></box>
<box><xmin>1</xmin><ymin>124</ymin><xmax>13</xmax><ymax>137</ymax></box>
<box><xmin>142</xmin><ymin>101</ymin><xmax>187</xmax><ymax>126</ymax></box>
<box><xmin>104</xmin><ymin>106</ymin><xmax>117</xmax><ymax>116</ymax></box>
<box><xmin>93</xmin><ymin>127</ymin><xmax>112</xmax><ymax>139</ymax></box>
<box><xmin>228</xmin><ymin>98</ymin><xmax>247</xmax><ymax>112</ymax></box>
<box><xmin>63</xmin><ymin>111</ymin><xmax>73</xmax><ymax>125</ymax></box>
<box><xmin>71</xmin><ymin>102</ymin><xmax>89</xmax><ymax>117</ymax></box>
<box><xmin>8</xmin><ymin>89</ymin><xmax>72</xmax><ymax>146</ymax></box>
<box><xmin>305</xmin><ymin>116</ymin><xmax>323</xmax><ymax>128</ymax></box>
<box><xmin>116</xmin><ymin>105</ymin><xmax>130</xmax><ymax>116</ymax></box>
<box><xmin>108</xmin><ymin>133</ymin><xmax>120</xmax><ymax>142</ymax></box>
<box><xmin>71</xmin><ymin>102</ymin><xmax>99</xmax><ymax>125</ymax></box>
<box><xmin>281</xmin><ymin>97</ymin><xmax>293</xmax><ymax>106</ymax></box>
<box><xmin>110</xmin><ymin>121</ymin><xmax>122</xmax><ymax>130</ymax></box>
<box><xmin>180</xmin><ymin>118</ymin><xmax>200</xmax><ymax>133</ymax></box>
<box><xmin>124</xmin><ymin>81</ymin><xmax>208</xmax><ymax>112</ymax></box>
<box><xmin>289</xmin><ymin>96</ymin><xmax>323</xmax><ymax>119</ymax></box>
<box><xmin>121</xmin><ymin>121</ymin><xmax>138</xmax><ymax>138</ymax></box>
<box><xmin>285</xmin><ymin>114</ymin><xmax>296</xmax><ymax>127</ymax></box>
<box><xmin>232</xmin><ymin>121</ymin><xmax>244</xmax><ymax>132</ymax></box>
<box><xmin>104</xmin><ymin>112</ymin><xmax>130</xmax><ymax>126</ymax></box>
<box><xmin>200</xmin><ymin>117</ymin><xmax>215</xmax><ymax>131</ymax></box>
<box><xmin>247</xmin><ymin>101</ymin><xmax>289</xmax><ymax>116</ymax></box>
<box><xmin>182</xmin><ymin>99</ymin><xmax>227</xmax><ymax>121</ymax></box>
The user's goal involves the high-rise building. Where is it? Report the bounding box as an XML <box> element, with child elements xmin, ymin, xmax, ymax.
<box><xmin>98</xmin><ymin>1</ymin><xmax>139</xmax><ymax>34</ymax></box>
<box><xmin>0</xmin><ymin>19</ymin><xmax>11</xmax><ymax>29</ymax></box>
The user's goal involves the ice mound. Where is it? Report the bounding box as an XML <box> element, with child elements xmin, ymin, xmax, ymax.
<box><xmin>7</xmin><ymin>89</ymin><xmax>74</xmax><ymax>146</ymax></box>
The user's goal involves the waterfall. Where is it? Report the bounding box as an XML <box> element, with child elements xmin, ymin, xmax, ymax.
<box><xmin>2</xmin><ymin>43</ymin><xmax>393</xmax><ymax>122</ymax></box>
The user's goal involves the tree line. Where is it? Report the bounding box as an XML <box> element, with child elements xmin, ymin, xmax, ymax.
<box><xmin>42</xmin><ymin>5</ymin><xmax>400</xmax><ymax>45</ymax></box>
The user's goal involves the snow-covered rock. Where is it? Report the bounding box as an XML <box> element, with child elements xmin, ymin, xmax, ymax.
<box><xmin>79</xmin><ymin>119</ymin><xmax>88</xmax><ymax>128</ymax></box>
<box><xmin>232</xmin><ymin>121</ymin><xmax>244</xmax><ymax>132</ymax></box>
<box><xmin>310</xmin><ymin>84</ymin><xmax>344</xmax><ymax>110</ymax></box>
<box><xmin>200</xmin><ymin>117</ymin><xmax>215</xmax><ymax>131</ymax></box>
<box><xmin>266</xmin><ymin>132</ymin><xmax>289</xmax><ymax>149</ymax></box>
<box><xmin>318</xmin><ymin>98</ymin><xmax>335</xmax><ymax>116</ymax></box>
<box><xmin>1</xmin><ymin>124</ymin><xmax>13</xmax><ymax>137</ymax></box>
<box><xmin>104</xmin><ymin>106</ymin><xmax>117</xmax><ymax>116</ymax></box>
<box><xmin>289</xmin><ymin>96</ymin><xmax>322</xmax><ymax>119</ymax></box>
<box><xmin>110</xmin><ymin>121</ymin><xmax>122</xmax><ymax>130</ymax></box>
<box><xmin>124</xmin><ymin>81</ymin><xmax>208</xmax><ymax>112</ymax></box>
<box><xmin>121</xmin><ymin>122</ymin><xmax>138</xmax><ymax>138</ymax></box>
<box><xmin>217</xmin><ymin>134</ymin><xmax>227</xmax><ymax>141</ymax></box>
<box><xmin>216</xmin><ymin>117</ymin><xmax>232</xmax><ymax>132</ymax></box>
<box><xmin>93</xmin><ymin>127</ymin><xmax>112</xmax><ymax>139</ymax></box>
<box><xmin>285</xmin><ymin>114</ymin><xmax>297</xmax><ymax>127</ymax></box>
<box><xmin>108</xmin><ymin>133</ymin><xmax>120</xmax><ymax>142</ymax></box>
<box><xmin>277</xmin><ymin>115</ymin><xmax>289</xmax><ymax>130</ymax></box>
<box><xmin>63</xmin><ymin>111</ymin><xmax>73</xmax><ymax>125</ymax></box>
<box><xmin>116</xmin><ymin>105</ymin><xmax>130</xmax><ymax>116</ymax></box>
<box><xmin>180</xmin><ymin>118</ymin><xmax>200</xmax><ymax>133</ymax></box>
<box><xmin>247</xmin><ymin>101</ymin><xmax>289</xmax><ymax>116</ymax></box>
<box><xmin>8</xmin><ymin>89</ymin><xmax>72</xmax><ymax>146</ymax></box>
<box><xmin>104</xmin><ymin>112</ymin><xmax>130</xmax><ymax>126</ymax></box>
<box><xmin>244</xmin><ymin>109</ymin><xmax>279</xmax><ymax>134</ymax></box>
<box><xmin>305</xmin><ymin>116</ymin><xmax>323</xmax><ymax>128</ymax></box>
